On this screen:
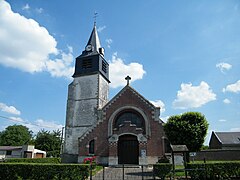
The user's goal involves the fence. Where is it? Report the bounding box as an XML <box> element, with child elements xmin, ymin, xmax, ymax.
<box><xmin>89</xmin><ymin>165</ymin><xmax>206</xmax><ymax>180</ymax></box>
<box><xmin>90</xmin><ymin>164</ymin><xmax>159</xmax><ymax>180</ymax></box>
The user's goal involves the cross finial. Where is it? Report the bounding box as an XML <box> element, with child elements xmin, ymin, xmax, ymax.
<box><xmin>93</xmin><ymin>11</ymin><xmax>98</xmax><ymax>26</ymax></box>
<box><xmin>125</xmin><ymin>76</ymin><xmax>131</xmax><ymax>86</ymax></box>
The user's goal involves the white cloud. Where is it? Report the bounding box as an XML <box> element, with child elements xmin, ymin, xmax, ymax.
<box><xmin>29</xmin><ymin>119</ymin><xmax>63</xmax><ymax>133</ymax></box>
<box><xmin>34</xmin><ymin>119</ymin><xmax>63</xmax><ymax>129</ymax></box>
<box><xmin>0</xmin><ymin>103</ymin><xmax>21</xmax><ymax>115</ymax></box>
<box><xmin>0</xmin><ymin>1</ymin><xmax>57</xmax><ymax>72</ymax></box>
<box><xmin>22</xmin><ymin>3</ymin><xmax>30</xmax><ymax>10</ymax></box>
<box><xmin>150</xmin><ymin>100</ymin><xmax>165</xmax><ymax>113</ymax></box>
<box><xmin>223</xmin><ymin>80</ymin><xmax>240</xmax><ymax>93</ymax></box>
<box><xmin>0</xmin><ymin>115</ymin><xmax>63</xmax><ymax>134</ymax></box>
<box><xmin>219</xmin><ymin>119</ymin><xmax>227</xmax><ymax>122</ymax></box>
<box><xmin>216</xmin><ymin>62</ymin><xmax>232</xmax><ymax>73</ymax></box>
<box><xmin>36</xmin><ymin>8</ymin><xmax>43</xmax><ymax>14</ymax></box>
<box><xmin>97</xmin><ymin>25</ymin><xmax>106</xmax><ymax>32</ymax></box>
<box><xmin>24</xmin><ymin>119</ymin><xmax>63</xmax><ymax>133</ymax></box>
<box><xmin>173</xmin><ymin>81</ymin><xmax>216</xmax><ymax>109</ymax></box>
<box><xmin>46</xmin><ymin>46</ymin><xmax>74</xmax><ymax>78</ymax></box>
<box><xmin>109</xmin><ymin>53</ymin><xmax>146</xmax><ymax>88</ymax></box>
<box><xmin>106</xmin><ymin>38</ymin><xmax>113</xmax><ymax>48</ymax></box>
<box><xmin>223</xmin><ymin>98</ymin><xmax>231</xmax><ymax>104</ymax></box>
<box><xmin>0</xmin><ymin>1</ymin><xmax>74</xmax><ymax>79</ymax></box>
<box><xmin>9</xmin><ymin>117</ymin><xmax>24</xmax><ymax>122</ymax></box>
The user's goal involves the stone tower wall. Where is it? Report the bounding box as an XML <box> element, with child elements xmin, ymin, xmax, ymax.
<box><xmin>63</xmin><ymin>73</ymin><xmax>109</xmax><ymax>162</ymax></box>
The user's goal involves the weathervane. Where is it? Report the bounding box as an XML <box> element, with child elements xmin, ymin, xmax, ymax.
<box><xmin>125</xmin><ymin>76</ymin><xmax>131</xmax><ymax>86</ymax></box>
<box><xmin>93</xmin><ymin>11</ymin><xmax>98</xmax><ymax>25</ymax></box>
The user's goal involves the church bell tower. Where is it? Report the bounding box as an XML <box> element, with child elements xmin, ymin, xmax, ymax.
<box><xmin>62</xmin><ymin>24</ymin><xmax>110</xmax><ymax>163</ymax></box>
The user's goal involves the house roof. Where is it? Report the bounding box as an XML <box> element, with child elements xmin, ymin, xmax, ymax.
<box><xmin>171</xmin><ymin>145</ymin><xmax>189</xmax><ymax>152</ymax></box>
<box><xmin>0</xmin><ymin>146</ymin><xmax>22</xmax><ymax>151</ymax></box>
<box><xmin>214</xmin><ymin>132</ymin><xmax>240</xmax><ymax>145</ymax></box>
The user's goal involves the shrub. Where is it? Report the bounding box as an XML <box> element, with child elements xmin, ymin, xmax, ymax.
<box><xmin>2</xmin><ymin>157</ymin><xmax>61</xmax><ymax>164</ymax></box>
<box><xmin>0</xmin><ymin>163</ymin><xmax>89</xmax><ymax>180</ymax></box>
<box><xmin>153</xmin><ymin>163</ymin><xmax>172</xmax><ymax>179</ymax></box>
<box><xmin>157</xmin><ymin>155</ymin><xmax>170</xmax><ymax>163</ymax></box>
<box><xmin>187</xmin><ymin>161</ymin><xmax>240</xmax><ymax>180</ymax></box>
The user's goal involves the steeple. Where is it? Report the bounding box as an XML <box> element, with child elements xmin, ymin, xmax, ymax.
<box><xmin>86</xmin><ymin>25</ymin><xmax>102</xmax><ymax>54</ymax></box>
<box><xmin>73</xmin><ymin>24</ymin><xmax>109</xmax><ymax>83</ymax></box>
<box><xmin>63</xmin><ymin>23</ymin><xmax>110</xmax><ymax>163</ymax></box>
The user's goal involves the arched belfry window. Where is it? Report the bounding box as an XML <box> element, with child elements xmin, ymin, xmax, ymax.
<box><xmin>114</xmin><ymin>110</ymin><xmax>145</xmax><ymax>131</ymax></box>
<box><xmin>89</xmin><ymin>139</ymin><xmax>95</xmax><ymax>154</ymax></box>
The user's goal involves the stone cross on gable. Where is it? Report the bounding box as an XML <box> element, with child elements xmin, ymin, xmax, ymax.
<box><xmin>125</xmin><ymin>76</ymin><xmax>131</xmax><ymax>85</ymax></box>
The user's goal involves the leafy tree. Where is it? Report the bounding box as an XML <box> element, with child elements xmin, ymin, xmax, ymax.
<box><xmin>34</xmin><ymin>129</ymin><xmax>61</xmax><ymax>157</ymax></box>
<box><xmin>163</xmin><ymin>112</ymin><xmax>208</xmax><ymax>152</ymax></box>
<box><xmin>201</xmin><ymin>145</ymin><xmax>209</xmax><ymax>150</ymax></box>
<box><xmin>0</xmin><ymin>125</ymin><xmax>33</xmax><ymax>146</ymax></box>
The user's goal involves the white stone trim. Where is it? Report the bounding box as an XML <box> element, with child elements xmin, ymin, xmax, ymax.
<box><xmin>108</xmin><ymin>156</ymin><xmax>118</xmax><ymax>166</ymax></box>
<box><xmin>108</xmin><ymin>134</ymin><xmax>119</xmax><ymax>142</ymax></box>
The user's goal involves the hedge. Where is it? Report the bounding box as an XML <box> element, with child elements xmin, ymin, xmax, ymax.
<box><xmin>187</xmin><ymin>162</ymin><xmax>240</xmax><ymax>180</ymax></box>
<box><xmin>2</xmin><ymin>157</ymin><xmax>61</xmax><ymax>164</ymax></box>
<box><xmin>153</xmin><ymin>163</ymin><xmax>172</xmax><ymax>179</ymax></box>
<box><xmin>0</xmin><ymin>163</ymin><xmax>89</xmax><ymax>180</ymax></box>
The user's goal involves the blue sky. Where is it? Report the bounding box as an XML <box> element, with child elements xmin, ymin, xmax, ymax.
<box><xmin>0</xmin><ymin>0</ymin><xmax>240</xmax><ymax>144</ymax></box>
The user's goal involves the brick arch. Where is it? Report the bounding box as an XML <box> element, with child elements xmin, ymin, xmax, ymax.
<box><xmin>108</xmin><ymin>106</ymin><xmax>150</xmax><ymax>137</ymax></box>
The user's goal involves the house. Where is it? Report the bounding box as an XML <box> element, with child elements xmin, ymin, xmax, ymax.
<box><xmin>0</xmin><ymin>145</ymin><xmax>46</xmax><ymax>160</ymax></box>
<box><xmin>209</xmin><ymin>131</ymin><xmax>240</xmax><ymax>150</ymax></box>
<box><xmin>188</xmin><ymin>131</ymin><xmax>240</xmax><ymax>161</ymax></box>
<box><xmin>62</xmin><ymin>24</ymin><xmax>166</xmax><ymax>165</ymax></box>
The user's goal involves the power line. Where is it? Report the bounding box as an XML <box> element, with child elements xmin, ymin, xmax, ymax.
<box><xmin>0</xmin><ymin>115</ymin><xmax>63</xmax><ymax>129</ymax></box>
<box><xmin>0</xmin><ymin>115</ymin><xmax>20</xmax><ymax>121</ymax></box>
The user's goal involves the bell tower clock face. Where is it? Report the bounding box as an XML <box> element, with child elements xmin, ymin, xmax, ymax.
<box><xmin>85</xmin><ymin>44</ymin><xmax>92</xmax><ymax>51</ymax></box>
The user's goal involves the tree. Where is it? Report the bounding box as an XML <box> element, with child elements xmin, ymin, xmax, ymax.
<box><xmin>163</xmin><ymin>112</ymin><xmax>208</xmax><ymax>152</ymax></box>
<box><xmin>0</xmin><ymin>125</ymin><xmax>33</xmax><ymax>146</ymax></box>
<box><xmin>34</xmin><ymin>129</ymin><xmax>61</xmax><ymax>157</ymax></box>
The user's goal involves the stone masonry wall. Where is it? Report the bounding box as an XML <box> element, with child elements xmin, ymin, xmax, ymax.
<box><xmin>64</xmin><ymin>74</ymin><xmax>108</xmax><ymax>156</ymax></box>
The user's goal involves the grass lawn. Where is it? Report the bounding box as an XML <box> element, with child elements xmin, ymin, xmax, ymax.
<box><xmin>174</xmin><ymin>165</ymin><xmax>186</xmax><ymax>177</ymax></box>
<box><xmin>91</xmin><ymin>166</ymin><xmax>103</xmax><ymax>176</ymax></box>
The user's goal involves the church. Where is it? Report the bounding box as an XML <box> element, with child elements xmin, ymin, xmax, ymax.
<box><xmin>62</xmin><ymin>24</ymin><xmax>166</xmax><ymax>165</ymax></box>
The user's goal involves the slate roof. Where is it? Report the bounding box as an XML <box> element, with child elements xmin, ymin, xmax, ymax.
<box><xmin>214</xmin><ymin>132</ymin><xmax>240</xmax><ymax>145</ymax></box>
<box><xmin>0</xmin><ymin>146</ymin><xmax>22</xmax><ymax>151</ymax></box>
<box><xmin>86</xmin><ymin>24</ymin><xmax>101</xmax><ymax>53</ymax></box>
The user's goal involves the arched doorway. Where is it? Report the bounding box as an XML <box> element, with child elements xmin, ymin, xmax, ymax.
<box><xmin>118</xmin><ymin>134</ymin><xmax>139</xmax><ymax>164</ymax></box>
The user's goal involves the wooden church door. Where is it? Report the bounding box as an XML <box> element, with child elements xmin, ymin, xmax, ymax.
<box><xmin>118</xmin><ymin>134</ymin><xmax>139</xmax><ymax>164</ymax></box>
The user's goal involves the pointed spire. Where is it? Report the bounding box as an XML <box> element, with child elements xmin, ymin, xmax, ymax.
<box><xmin>86</xmin><ymin>24</ymin><xmax>101</xmax><ymax>53</ymax></box>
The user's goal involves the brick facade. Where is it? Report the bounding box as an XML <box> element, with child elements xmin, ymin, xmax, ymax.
<box><xmin>78</xmin><ymin>85</ymin><xmax>165</xmax><ymax>165</ymax></box>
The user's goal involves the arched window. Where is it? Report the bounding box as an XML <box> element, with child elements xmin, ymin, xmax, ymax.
<box><xmin>89</xmin><ymin>139</ymin><xmax>95</xmax><ymax>154</ymax></box>
<box><xmin>114</xmin><ymin>110</ymin><xmax>145</xmax><ymax>130</ymax></box>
